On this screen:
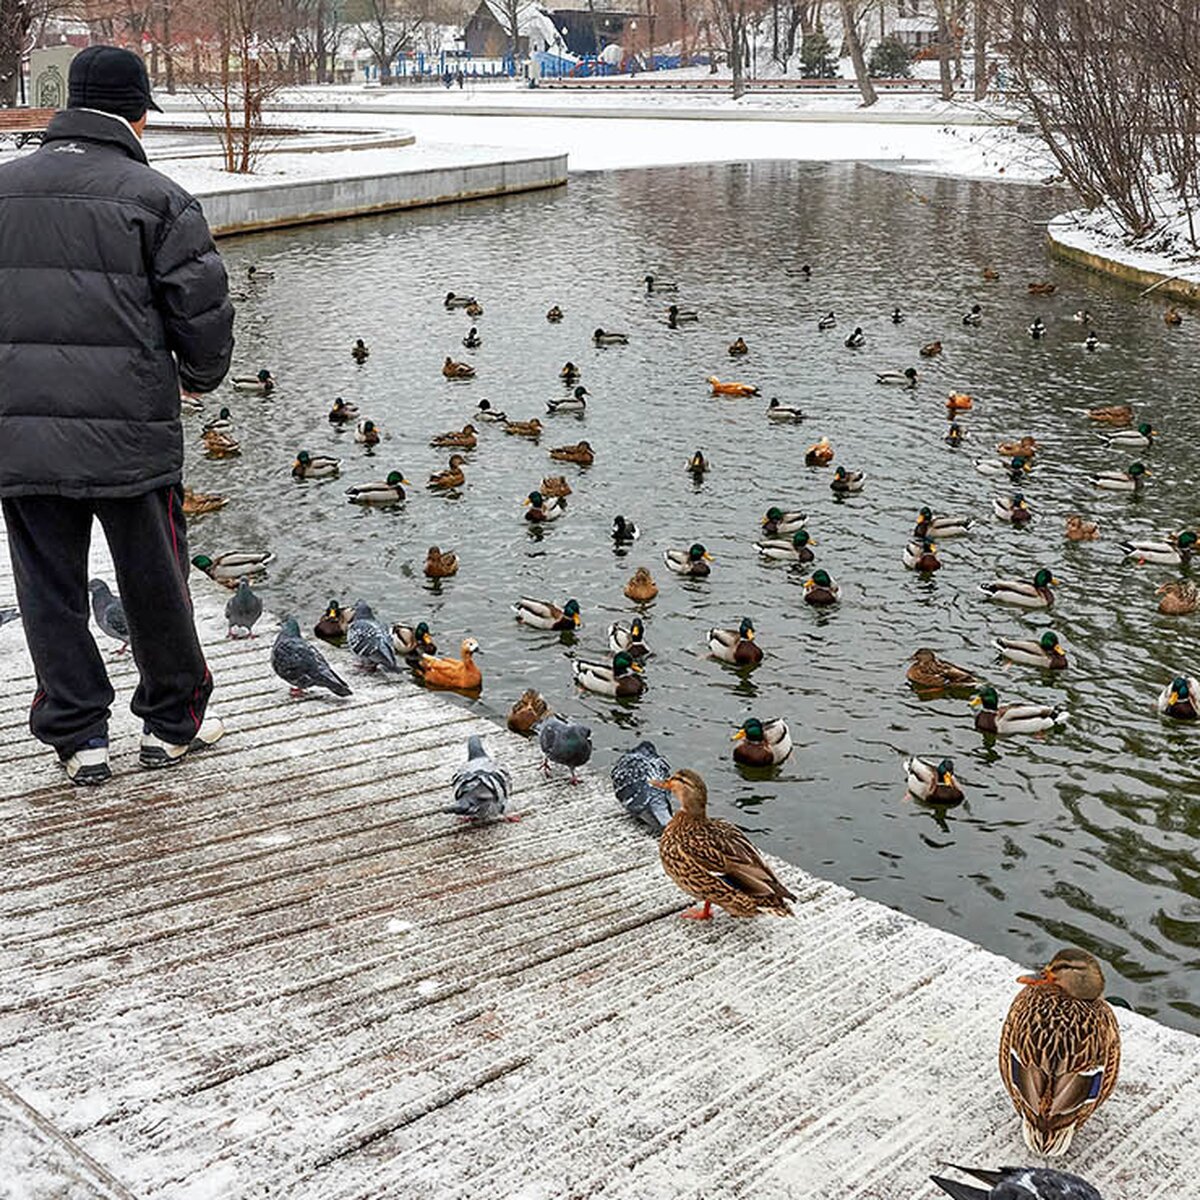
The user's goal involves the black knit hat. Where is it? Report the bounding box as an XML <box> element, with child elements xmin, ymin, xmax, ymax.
<box><xmin>68</xmin><ymin>45</ymin><xmax>162</xmax><ymax>121</ymax></box>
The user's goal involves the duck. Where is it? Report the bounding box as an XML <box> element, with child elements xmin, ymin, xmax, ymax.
<box><xmin>609</xmin><ymin>617</ymin><xmax>649</xmax><ymax>657</ymax></box>
<box><xmin>1165</xmin><ymin>305</ymin><xmax>1183</xmax><ymax>326</ymax></box>
<box><xmin>328</xmin><ymin>397</ymin><xmax>359</xmax><ymax>424</ymax></box>
<box><xmin>424</xmin><ymin>546</ymin><xmax>458</xmax><ymax>578</ymax></box>
<box><xmin>1159</xmin><ymin>674</ymin><xmax>1200</xmax><ymax>718</ymax></box>
<box><xmin>804</xmin><ymin>568</ymin><xmax>839</xmax><ymax>606</ymax></box>
<box><xmin>1065</xmin><ymin>514</ymin><xmax>1100</xmax><ymax>541</ymax></box>
<box><xmin>906</xmin><ymin>648</ymin><xmax>978</xmax><ymax>690</ymax></box>
<box><xmin>413</xmin><ymin>637</ymin><xmax>482</xmax><ymax>691</ymax></box>
<box><xmin>817</xmin><ymin>311</ymin><xmax>836</xmax><ymax>331</ymax></box>
<box><xmin>442</xmin><ymin>357</ymin><xmax>475</xmax><ymax>379</ymax></box>
<box><xmin>546</xmin><ymin>305</ymin><xmax>564</xmax><ymax>322</ymax></box>
<box><xmin>202</xmin><ymin>429</ymin><xmax>240</xmax><ymax>458</ymax></box>
<box><xmin>757</xmin><ymin>529</ymin><xmax>814</xmax><ymax>563</ymax></box>
<box><xmin>732</xmin><ymin>717</ymin><xmax>792</xmax><ymax>766</ymax></box>
<box><xmin>979</xmin><ymin>568</ymin><xmax>1058</xmax><ymax>608</ymax></box>
<box><xmin>547</xmin><ymin>386</ymin><xmax>589</xmax><ymax>414</ymax></box>
<box><xmin>314</xmin><ymin>600</ymin><xmax>352</xmax><ymax>645</ymax></box>
<box><xmin>903</xmin><ymin>538</ymin><xmax>941</xmax><ymax>571</ymax></box>
<box><xmin>1157</xmin><ymin>580</ymin><xmax>1199</xmax><ymax>614</ymax></box>
<box><xmin>351</xmin><ymin>338</ymin><xmax>369</xmax><ymax>363</ymax></box>
<box><xmin>572</xmin><ymin>651</ymin><xmax>645</xmax><ymax>697</ymax></box>
<box><xmin>475</xmin><ymin>399</ymin><xmax>506</xmax><ymax>422</ymax></box>
<box><xmin>1091</xmin><ymin>462</ymin><xmax>1148</xmax><ymax>491</ymax></box>
<box><xmin>728</xmin><ymin>336</ymin><xmax>749</xmax><ymax>356</ymax></box>
<box><xmin>431</xmin><ymin>424</ymin><xmax>478</xmax><ymax>449</ymax></box>
<box><xmin>292</xmin><ymin>451</ymin><xmax>340</xmax><ymax>480</ymax></box>
<box><xmin>523</xmin><ymin>490</ymin><xmax>566</xmax><ymax>522</ymax></box>
<box><xmin>708</xmin><ymin>617</ymin><xmax>763</xmax><ymax>665</ymax></box>
<box><xmin>513</xmin><ymin>597</ymin><xmax>581</xmax><ymax>630</ymax></box>
<box><xmin>428</xmin><ymin>456</ymin><xmax>467</xmax><ymax>490</ymax></box>
<box><xmin>982</xmin><ymin>266</ymin><xmax>1000</xmax><ymax>281</ymax></box>
<box><xmin>1028</xmin><ymin>317</ymin><xmax>1047</xmax><ymax>339</ymax></box>
<box><xmin>541</xmin><ymin>475</ymin><xmax>573</xmax><ymax>498</ymax></box>
<box><xmin>462</xmin><ymin>327</ymin><xmax>482</xmax><ymax>348</ymax></box>
<box><xmin>444</xmin><ymin>291</ymin><xmax>475</xmax><ymax>309</ymax></box>
<box><xmin>653</xmin><ymin>769</ymin><xmax>795</xmax><ymax>920</ymax></box>
<box><xmin>707</xmin><ymin>376</ymin><xmax>759</xmax><ymax>398</ymax></box>
<box><xmin>805</xmin><ymin>437</ymin><xmax>834</xmax><ymax>466</ymax></box>
<box><xmin>246</xmin><ymin>264</ymin><xmax>274</xmax><ymax>281</ymax></box>
<box><xmin>971</xmin><ymin>686</ymin><xmax>1069</xmax><ymax>734</ymax></box>
<box><xmin>464</xmin><ymin>300</ymin><xmax>483</xmax><ymax>318</ymax></box>
<box><xmin>549</xmin><ymin>440</ymin><xmax>594</xmax><ymax>465</ymax></box>
<box><xmin>843</xmin><ymin>326</ymin><xmax>865</xmax><ymax>349</ymax></box>
<box><xmin>1071</xmin><ymin>309</ymin><xmax>1093</xmax><ymax>322</ymax></box>
<box><xmin>993</xmin><ymin>493</ymin><xmax>1033</xmax><ymax>524</ymax></box>
<box><xmin>761</xmin><ymin>507</ymin><xmax>806</xmax><ymax>536</ymax></box>
<box><xmin>180</xmin><ymin>393</ymin><xmax>204</xmax><ymax>414</ymax></box>
<box><xmin>232</xmin><ymin>368</ymin><xmax>274</xmax><ymax>394</ymax></box>
<box><xmin>181</xmin><ymin>487</ymin><xmax>228</xmax><ymax>516</ymax></box>
<box><xmin>1084</xmin><ymin>331</ymin><xmax>1100</xmax><ymax>351</ymax></box>
<box><xmin>999</xmin><ymin>947</ymin><xmax>1120</xmax><ymax>1155</ymax></box>
<box><xmin>688</xmin><ymin>450</ymin><xmax>709</xmax><ymax>476</ymax></box>
<box><xmin>201</xmin><ymin>406</ymin><xmax>234</xmax><ymax>435</ymax></box>
<box><xmin>392</xmin><ymin>621</ymin><xmax>437</xmax><ymax>661</ymax></box>
<box><xmin>503</xmin><ymin>417</ymin><xmax>543</xmax><ymax>439</ymax></box>
<box><xmin>345</xmin><ymin>471</ymin><xmax>410</xmax><ymax>504</ymax></box>
<box><xmin>830</xmin><ymin>465</ymin><xmax>865</xmax><ymax>494</ymax></box>
<box><xmin>920</xmin><ymin>340</ymin><xmax>943</xmax><ymax>357</ymax></box>
<box><xmin>996</xmin><ymin>435</ymin><xmax>1037</xmax><ymax>458</ymax></box>
<box><xmin>624</xmin><ymin>567</ymin><xmax>658</xmax><ymax>603</ymax></box>
<box><xmin>667</xmin><ymin>304</ymin><xmax>698</xmax><ymax>326</ymax></box>
<box><xmin>643</xmin><ymin>274</ymin><xmax>678</xmax><ymax>293</ymax></box>
<box><xmin>560</xmin><ymin>361</ymin><xmax>580</xmax><ymax>382</ymax></box>
<box><xmin>612</xmin><ymin>514</ymin><xmax>639</xmax><ymax>543</ymax></box>
<box><xmin>994</xmin><ymin>630</ymin><xmax>1069</xmax><ymax>670</ymax></box>
<box><xmin>876</xmin><ymin>367</ymin><xmax>918</xmax><ymax>387</ymax></box>
<box><xmin>1119</xmin><ymin>530</ymin><xmax>1197</xmax><ymax>565</ymax></box>
<box><xmin>974</xmin><ymin>454</ymin><xmax>1031</xmax><ymax>479</ymax></box>
<box><xmin>1086</xmin><ymin>404</ymin><xmax>1133</xmax><ymax>424</ymax></box>
<box><xmin>891</xmin><ymin>306</ymin><xmax>904</xmax><ymax>324</ymax></box>
<box><xmin>800</xmin><ymin>264</ymin><xmax>811</xmax><ymax>277</ymax></box>
<box><xmin>766</xmin><ymin>398</ymin><xmax>804</xmax><ymax>422</ymax></box>
<box><xmin>355</xmin><ymin>419</ymin><xmax>381</xmax><ymax>446</ymax></box>
<box><xmin>1028</xmin><ymin>281</ymin><xmax>1057</xmax><ymax>295</ymax></box>
<box><xmin>593</xmin><ymin>328</ymin><xmax>628</xmax><ymax>346</ymax></box>
<box><xmin>507</xmin><ymin>688</ymin><xmax>551</xmax><ymax>734</ymax></box>
<box><xmin>903</xmin><ymin>756</ymin><xmax>964</xmax><ymax>806</ymax></box>
<box><xmin>191</xmin><ymin>550</ymin><xmax>273</xmax><ymax>587</ymax></box>
<box><xmin>945</xmin><ymin>422</ymin><xmax>967</xmax><ymax>447</ymax></box>
<box><xmin>1097</xmin><ymin>421</ymin><xmax>1155</xmax><ymax>449</ymax></box>
<box><xmin>962</xmin><ymin>303</ymin><xmax>983</xmax><ymax>326</ymax></box>
<box><xmin>914</xmin><ymin>508</ymin><xmax>973</xmax><ymax>539</ymax></box>
<box><xmin>664</xmin><ymin>544</ymin><xmax>712</xmax><ymax>576</ymax></box>
<box><xmin>947</xmin><ymin>391</ymin><xmax>973</xmax><ymax>411</ymax></box>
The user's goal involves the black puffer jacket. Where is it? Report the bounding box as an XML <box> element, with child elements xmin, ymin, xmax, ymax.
<box><xmin>0</xmin><ymin>109</ymin><xmax>234</xmax><ymax>499</ymax></box>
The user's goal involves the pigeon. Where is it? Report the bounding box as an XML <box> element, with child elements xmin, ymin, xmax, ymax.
<box><xmin>448</xmin><ymin>734</ymin><xmax>513</xmax><ymax>822</ymax></box>
<box><xmin>611</xmin><ymin>740</ymin><xmax>673</xmax><ymax>832</ymax></box>
<box><xmin>931</xmin><ymin>1165</ymin><xmax>1102</xmax><ymax>1200</ymax></box>
<box><xmin>537</xmin><ymin>713</ymin><xmax>593</xmax><ymax>784</ymax></box>
<box><xmin>346</xmin><ymin>600</ymin><xmax>399</xmax><ymax>672</ymax></box>
<box><xmin>88</xmin><ymin>578</ymin><xmax>129</xmax><ymax>654</ymax></box>
<box><xmin>224</xmin><ymin>578</ymin><xmax>263</xmax><ymax>639</ymax></box>
<box><xmin>0</xmin><ymin>607</ymin><xmax>20</xmax><ymax>627</ymax></box>
<box><xmin>271</xmin><ymin>617</ymin><xmax>352</xmax><ymax>697</ymax></box>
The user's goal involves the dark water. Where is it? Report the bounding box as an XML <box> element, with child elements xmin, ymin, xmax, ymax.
<box><xmin>193</xmin><ymin>161</ymin><xmax>1200</xmax><ymax>1031</ymax></box>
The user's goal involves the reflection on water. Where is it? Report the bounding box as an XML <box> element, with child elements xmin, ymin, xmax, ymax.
<box><xmin>196</xmin><ymin>161</ymin><xmax>1200</xmax><ymax>1031</ymax></box>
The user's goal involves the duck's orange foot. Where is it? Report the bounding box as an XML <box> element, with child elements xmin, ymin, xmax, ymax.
<box><xmin>681</xmin><ymin>901</ymin><xmax>713</xmax><ymax>921</ymax></box>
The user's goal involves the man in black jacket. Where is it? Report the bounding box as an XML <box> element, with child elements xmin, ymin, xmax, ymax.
<box><xmin>0</xmin><ymin>46</ymin><xmax>235</xmax><ymax>785</ymax></box>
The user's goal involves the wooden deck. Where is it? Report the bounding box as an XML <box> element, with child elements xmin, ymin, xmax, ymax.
<box><xmin>1</xmin><ymin>527</ymin><xmax>1198</xmax><ymax>1199</ymax></box>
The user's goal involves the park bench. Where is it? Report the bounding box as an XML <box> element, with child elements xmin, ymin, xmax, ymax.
<box><xmin>0</xmin><ymin>108</ymin><xmax>57</xmax><ymax>149</ymax></box>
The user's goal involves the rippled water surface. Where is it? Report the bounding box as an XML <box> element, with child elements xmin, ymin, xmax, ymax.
<box><xmin>194</xmin><ymin>162</ymin><xmax>1200</xmax><ymax>1030</ymax></box>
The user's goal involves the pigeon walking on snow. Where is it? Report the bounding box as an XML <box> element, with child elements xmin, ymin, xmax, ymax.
<box><xmin>0</xmin><ymin>607</ymin><xmax>20</xmax><ymax>627</ymax></box>
<box><xmin>611</xmin><ymin>740</ymin><xmax>673</xmax><ymax>832</ymax></box>
<box><xmin>88</xmin><ymin>578</ymin><xmax>129</xmax><ymax>654</ymax></box>
<box><xmin>931</xmin><ymin>1166</ymin><xmax>1102</xmax><ymax>1200</ymax></box>
<box><xmin>538</xmin><ymin>713</ymin><xmax>593</xmax><ymax>784</ymax></box>
<box><xmin>224</xmin><ymin>578</ymin><xmax>263</xmax><ymax>639</ymax></box>
<box><xmin>347</xmin><ymin>600</ymin><xmax>399</xmax><ymax>672</ymax></box>
<box><xmin>448</xmin><ymin>734</ymin><xmax>513</xmax><ymax>822</ymax></box>
<box><xmin>272</xmin><ymin>617</ymin><xmax>352</xmax><ymax>697</ymax></box>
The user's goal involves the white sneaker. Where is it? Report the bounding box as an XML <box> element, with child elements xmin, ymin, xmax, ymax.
<box><xmin>139</xmin><ymin>714</ymin><xmax>225</xmax><ymax>769</ymax></box>
<box><xmin>60</xmin><ymin>737</ymin><xmax>112</xmax><ymax>786</ymax></box>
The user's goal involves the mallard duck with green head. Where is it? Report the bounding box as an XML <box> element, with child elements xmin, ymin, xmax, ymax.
<box><xmin>314</xmin><ymin>600</ymin><xmax>352</xmax><ymax>645</ymax></box>
<box><xmin>293</xmin><ymin>451</ymin><xmax>340</xmax><ymax>480</ymax></box>
<box><xmin>903</xmin><ymin>538</ymin><xmax>941</xmax><ymax>571</ymax></box>
<box><xmin>756</xmin><ymin>529</ymin><xmax>814</xmax><ymax>563</ymax></box>
<box><xmin>830</xmin><ymin>465</ymin><xmax>865</xmax><ymax>493</ymax></box>
<box><xmin>732</xmin><ymin>716</ymin><xmax>792</xmax><ymax>766</ymax></box>
<box><xmin>572</xmin><ymin>651</ymin><xmax>645</xmax><ymax>697</ymax></box>
<box><xmin>192</xmin><ymin>550</ymin><xmax>273</xmax><ymax>587</ymax></box>
<box><xmin>513</xmin><ymin>597</ymin><xmax>581</xmax><ymax>631</ymax></box>
<box><xmin>609</xmin><ymin>617</ymin><xmax>649</xmax><ymax>657</ymax></box>
<box><xmin>524</xmin><ymin>490</ymin><xmax>566</xmax><ymax>522</ymax></box>
<box><xmin>1098</xmin><ymin>422</ymin><xmax>1155</xmax><ymax>449</ymax></box>
<box><xmin>979</xmin><ymin>569</ymin><xmax>1058</xmax><ymax>609</ymax></box>
<box><xmin>1091</xmin><ymin>462</ymin><xmax>1148</xmax><ymax>492</ymax></box>
<box><xmin>971</xmin><ymin>686</ymin><xmax>1069</xmax><ymax>734</ymax></box>
<box><xmin>761</xmin><ymin>507</ymin><xmax>806</xmax><ymax>536</ymax></box>
<box><xmin>915</xmin><ymin>507</ymin><xmax>973</xmax><ymax>538</ymax></box>
<box><xmin>664</xmin><ymin>544</ymin><xmax>712</xmax><ymax>576</ymax></box>
<box><xmin>1119</xmin><ymin>530</ymin><xmax>1197</xmax><ymax>565</ymax></box>
<box><xmin>804</xmin><ymin>569</ymin><xmax>839</xmax><ymax>605</ymax></box>
<box><xmin>708</xmin><ymin>617</ymin><xmax>763</xmax><ymax>665</ymax></box>
<box><xmin>392</xmin><ymin>621</ymin><xmax>437</xmax><ymax>661</ymax></box>
<box><xmin>1157</xmin><ymin>674</ymin><xmax>1200</xmax><ymax>719</ymax></box>
<box><xmin>993</xmin><ymin>630</ymin><xmax>1068</xmax><ymax>670</ymax></box>
<box><xmin>902</xmin><ymin>756</ymin><xmax>964</xmax><ymax>806</ymax></box>
<box><xmin>346</xmin><ymin>471</ymin><xmax>409</xmax><ymax>504</ymax></box>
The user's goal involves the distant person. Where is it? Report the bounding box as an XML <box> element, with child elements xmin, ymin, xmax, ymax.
<box><xmin>0</xmin><ymin>46</ymin><xmax>234</xmax><ymax>786</ymax></box>
<box><xmin>443</xmin><ymin>69</ymin><xmax>453</xmax><ymax>88</ymax></box>
<box><xmin>456</xmin><ymin>69</ymin><xmax>464</xmax><ymax>88</ymax></box>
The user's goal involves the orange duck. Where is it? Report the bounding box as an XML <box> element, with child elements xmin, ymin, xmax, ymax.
<box><xmin>947</xmin><ymin>392</ymin><xmax>973</xmax><ymax>412</ymax></box>
<box><xmin>413</xmin><ymin>637</ymin><xmax>482</xmax><ymax>691</ymax></box>
<box><xmin>804</xmin><ymin>437</ymin><xmax>834</xmax><ymax>466</ymax></box>
<box><xmin>706</xmin><ymin>376</ymin><xmax>760</xmax><ymax>398</ymax></box>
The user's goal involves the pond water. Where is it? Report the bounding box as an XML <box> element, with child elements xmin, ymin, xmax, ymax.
<box><xmin>193</xmin><ymin>161</ymin><xmax>1200</xmax><ymax>1032</ymax></box>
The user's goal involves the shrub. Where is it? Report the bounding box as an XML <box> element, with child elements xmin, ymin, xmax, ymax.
<box><xmin>800</xmin><ymin>33</ymin><xmax>837</xmax><ymax>79</ymax></box>
<box><xmin>869</xmin><ymin>36</ymin><xmax>913</xmax><ymax>79</ymax></box>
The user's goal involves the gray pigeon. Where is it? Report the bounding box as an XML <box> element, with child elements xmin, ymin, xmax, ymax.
<box><xmin>272</xmin><ymin>617</ymin><xmax>352</xmax><ymax>697</ymax></box>
<box><xmin>0</xmin><ymin>607</ymin><xmax>20</xmax><ymax>627</ymax></box>
<box><xmin>347</xmin><ymin>600</ymin><xmax>399</xmax><ymax>672</ymax></box>
<box><xmin>931</xmin><ymin>1166</ymin><xmax>1102</xmax><ymax>1200</ymax></box>
<box><xmin>448</xmin><ymin>734</ymin><xmax>513</xmax><ymax>822</ymax></box>
<box><xmin>88</xmin><ymin>578</ymin><xmax>129</xmax><ymax>654</ymax></box>
<box><xmin>611</xmin><ymin>740</ymin><xmax>673</xmax><ymax>832</ymax></box>
<box><xmin>224</xmin><ymin>577</ymin><xmax>263</xmax><ymax>639</ymax></box>
<box><xmin>538</xmin><ymin>713</ymin><xmax>593</xmax><ymax>784</ymax></box>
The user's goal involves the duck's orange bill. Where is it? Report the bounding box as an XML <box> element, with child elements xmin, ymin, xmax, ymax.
<box><xmin>1017</xmin><ymin>971</ymin><xmax>1054</xmax><ymax>986</ymax></box>
<box><xmin>649</xmin><ymin>779</ymin><xmax>672</xmax><ymax>791</ymax></box>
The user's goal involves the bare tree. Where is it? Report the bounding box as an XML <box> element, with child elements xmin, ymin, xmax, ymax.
<box><xmin>1</xmin><ymin>0</ymin><xmax>57</xmax><ymax>105</ymax></box>
<box><xmin>707</xmin><ymin>0</ymin><xmax>752</xmax><ymax>98</ymax></box>
<box><xmin>933</xmin><ymin>0</ymin><xmax>952</xmax><ymax>100</ymax></box>
<box><xmin>972</xmin><ymin>0</ymin><xmax>986</xmax><ymax>99</ymax></box>
<box><xmin>838</xmin><ymin>0</ymin><xmax>875</xmax><ymax>106</ymax></box>
<box><xmin>350</xmin><ymin>0</ymin><xmax>424</xmax><ymax>79</ymax></box>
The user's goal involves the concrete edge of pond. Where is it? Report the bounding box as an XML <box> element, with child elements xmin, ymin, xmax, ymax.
<box><xmin>1048</xmin><ymin>212</ymin><xmax>1200</xmax><ymax>305</ymax></box>
<box><xmin>0</xmin><ymin>521</ymin><xmax>1198</xmax><ymax>1198</ymax></box>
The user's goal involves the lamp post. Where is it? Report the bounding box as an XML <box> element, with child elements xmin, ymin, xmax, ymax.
<box><xmin>629</xmin><ymin>19</ymin><xmax>637</xmax><ymax>73</ymax></box>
